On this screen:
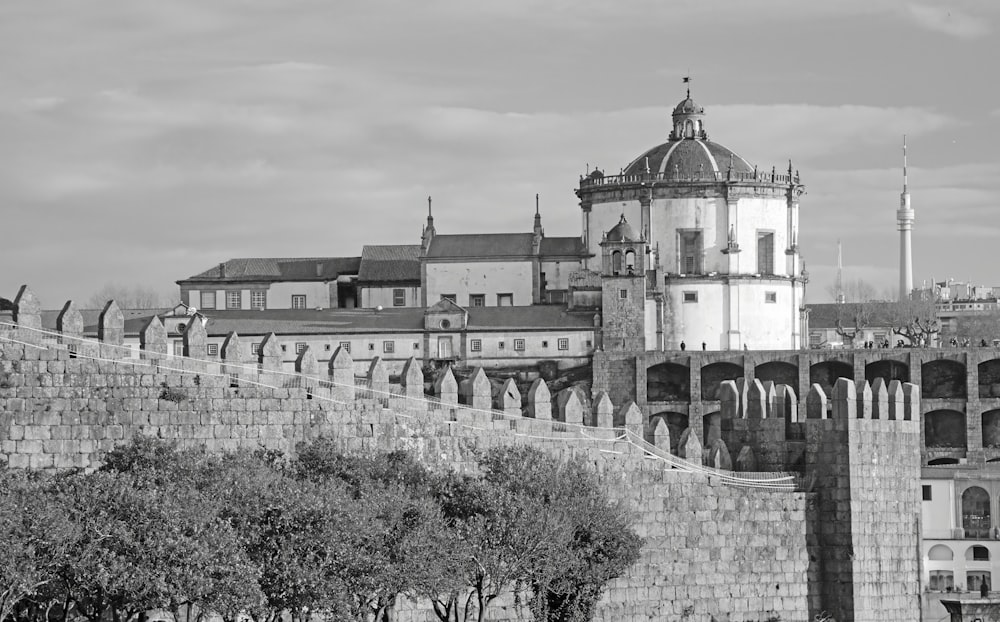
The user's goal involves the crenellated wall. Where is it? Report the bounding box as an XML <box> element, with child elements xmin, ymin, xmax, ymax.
<box><xmin>0</xmin><ymin>287</ymin><xmax>924</xmax><ymax>621</ymax></box>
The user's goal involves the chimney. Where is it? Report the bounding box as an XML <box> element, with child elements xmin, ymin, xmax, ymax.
<box><xmin>218</xmin><ymin>262</ymin><xmax>226</xmax><ymax>278</ymax></box>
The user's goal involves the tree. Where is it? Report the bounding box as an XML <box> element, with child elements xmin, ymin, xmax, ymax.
<box><xmin>293</xmin><ymin>442</ymin><xmax>465</xmax><ymax>622</ymax></box>
<box><xmin>48</xmin><ymin>470</ymin><xmax>262</xmax><ymax>622</ymax></box>
<box><xmin>888</xmin><ymin>295</ymin><xmax>940</xmax><ymax>347</ymax></box>
<box><xmin>86</xmin><ymin>284</ymin><xmax>172</xmax><ymax>310</ymax></box>
<box><xmin>477</xmin><ymin>447</ymin><xmax>643</xmax><ymax>622</ymax></box>
<box><xmin>0</xmin><ymin>472</ymin><xmax>77</xmax><ymax>622</ymax></box>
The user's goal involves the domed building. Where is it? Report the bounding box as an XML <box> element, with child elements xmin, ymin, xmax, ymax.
<box><xmin>577</xmin><ymin>89</ymin><xmax>807</xmax><ymax>350</ymax></box>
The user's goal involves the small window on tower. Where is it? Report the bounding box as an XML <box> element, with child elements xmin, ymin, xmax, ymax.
<box><xmin>683</xmin><ymin>291</ymin><xmax>698</xmax><ymax>303</ymax></box>
<box><xmin>765</xmin><ymin>291</ymin><xmax>777</xmax><ymax>303</ymax></box>
<box><xmin>619</xmin><ymin>289</ymin><xmax>628</xmax><ymax>299</ymax></box>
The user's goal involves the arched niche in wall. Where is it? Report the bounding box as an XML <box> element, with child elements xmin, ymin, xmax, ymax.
<box><xmin>983</xmin><ymin>409</ymin><xmax>1000</xmax><ymax>448</ymax></box>
<box><xmin>967</xmin><ymin>545</ymin><xmax>991</xmax><ymax>561</ymax></box>
<box><xmin>865</xmin><ymin>359</ymin><xmax>910</xmax><ymax>386</ymax></box>
<box><xmin>922</xmin><ymin>359</ymin><xmax>967</xmax><ymax>399</ymax></box>
<box><xmin>925</xmin><ymin>410</ymin><xmax>967</xmax><ymax>449</ymax></box>
<box><xmin>928</xmin><ymin>457</ymin><xmax>959</xmax><ymax>466</ymax></box>
<box><xmin>700</xmin><ymin>361</ymin><xmax>743</xmax><ymax>400</ymax></box>
<box><xmin>928</xmin><ymin>544</ymin><xmax>954</xmax><ymax>561</ymax></box>
<box><xmin>962</xmin><ymin>486</ymin><xmax>991</xmax><ymax>540</ymax></box>
<box><xmin>808</xmin><ymin>360</ymin><xmax>853</xmax><ymax>400</ymax></box>
<box><xmin>980</xmin><ymin>358</ymin><xmax>1000</xmax><ymax>398</ymax></box>
<box><xmin>754</xmin><ymin>361</ymin><xmax>797</xmax><ymax>388</ymax></box>
<box><xmin>646</xmin><ymin>362</ymin><xmax>690</xmax><ymax>402</ymax></box>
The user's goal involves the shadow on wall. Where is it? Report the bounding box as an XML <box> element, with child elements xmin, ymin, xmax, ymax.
<box><xmin>646</xmin><ymin>362</ymin><xmax>690</xmax><ymax>402</ymax></box>
<box><xmin>922</xmin><ymin>360</ymin><xmax>967</xmax><ymax>399</ymax></box>
<box><xmin>700</xmin><ymin>362</ymin><xmax>743</xmax><ymax>400</ymax></box>
<box><xmin>925</xmin><ymin>410</ymin><xmax>968</xmax><ymax>448</ymax></box>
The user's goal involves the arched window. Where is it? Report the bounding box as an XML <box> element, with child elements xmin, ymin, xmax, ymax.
<box><xmin>967</xmin><ymin>545</ymin><xmax>991</xmax><ymax>561</ymax></box>
<box><xmin>611</xmin><ymin>250</ymin><xmax>622</xmax><ymax>275</ymax></box>
<box><xmin>684</xmin><ymin>119</ymin><xmax>693</xmax><ymax>137</ymax></box>
<box><xmin>624</xmin><ymin>250</ymin><xmax>636</xmax><ymax>273</ymax></box>
<box><xmin>963</xmin><ymin>486</ymin><xmax>992</xmax><ymax>539</ymax></box>
<box><xmin>928</xmin><ymin>544</ymin><xmax>954</xmax><ymax>560</ymax></box>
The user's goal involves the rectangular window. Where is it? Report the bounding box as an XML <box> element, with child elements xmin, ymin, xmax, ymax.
<box><xmin>469</xmin><ymin>294</ymin><xmax>485</xmax><ymax>307</ymax></box>
<box><xmin>251</xmin><ymin>290</ymin><xmax>267</xmax><ymax>310</ymax></box>
<box><xmin>497</xmin><ymin>293</ymin><xmax>513</xmax><ymax>307</ymax></box>
<box><xmin>368</xmin><ymin>343</ymin><xmax>375</xmax><ymax>351</ymax></box>
<box><xmin>619</xmin><ymin>289</ymin><xmax>628</xmax><ymax>299</ymax></box>
<box><xmin>207</xmin><ymin>343</ymin><xmax>219</xmax><ymax>356</ymax></box>
<box><xmin>471</xmin><ymin>339</ymin><xmax>482</xmax><ymax>352</ymax></box>
<box><xmin>558</xmin><ymin>338</ymin><xmax>569</xmax><ymax>351</ymax></box>
<box><xmin>226</xmin><ymin>290</ymin><xmax>241</xmax><ymax>309</ymax></box>
<box><xmin>929</xmin><ymin>570</ymin><xmax>953</xmax><ymax>592</ymax></box>
<box><xmin>291</xmin><ymin>295</ymin><xmax>307</xmax><ymax>309</ymax></box>
<box><xmin>541</xmin><ymin>340</ymin><xmax>549</xmax><ymax>348</ymax></box>
<box><xmin>413</xmin><ymin>343</ymin><xmax>419</xmax><ymax>350</ymax></box>
<box><xmin>393</xmin><ymin>288</ymin><xmax>406</xmax><ymax>306</ymax></box>
<box><xmin>200</xmin><ymin>291</ymin><xmax>216</xmax><ymax>310</ymax></box>
<box><xmin>765</xmin><ymin>291</ymin><xmax>777</xmax><ymax>303</ymax></box>
<box><xmin>280</xmin><ymin>345</ymin><xmax>287</xmax><ymax>352</ymax></box>
<box><xmin>967</xmin><ymin>571</ymin><xmax>992</xmax><ymax>593</ymax></box>
<box><xmin>757</xmin><ymin>231</ymin><xmax>775</xmax><ymax>275</ymax></box>
<box><xmin>922</xmin><ymin>485</ymin><xmax>932</xmax><ymax>501</ymax></box>
<box><xmin>678</xmin><ymin>230</ymin><xmax>703</xmax><ymax>274</ymax></box>
<box><xmin>295</xmin><ymin>342</ymin><xmax>306</xmax><ymax>354</ymax></box>
<box><xmin>339</xmin><ymin>341</ymin><xmax>350</xmax><ymax>353</ymax></box>
<box><xmin>251</xmin><ymin>343</ymin><xmax>261</xmax><ymax>355</ymax></box>
<box><xmin>173</xmin><ymin>340</ymin><xmax>184</xmax><ymax>356</ymax></box>
<box><xmin>514</xmin><ymin>338</ymin><xmax>525</xmax><ymax>351</ymax></box>
<box><xmin>683</xmin><ymin>291</ymin><xmax>698</xmax><ymax>303</ymax></box>
<box><xmin>383</xmin><ymin>341</ymin><xmax>395</xmax><ymax>354</ymax></box>
<box><xmin>498</xmin><ymin>341</ymin><xmax>505</xmax><ymax>350</ymax></box>
<box><xmin>441</xmin><ymin>294</ymin><xmax>456</xmax><ymax>303</ymax></box>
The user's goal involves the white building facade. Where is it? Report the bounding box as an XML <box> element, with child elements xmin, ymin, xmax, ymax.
<box><xmin>576</xmin><ymin>91</ymin><xmax>807</xmax><ymax>350</ymax></box>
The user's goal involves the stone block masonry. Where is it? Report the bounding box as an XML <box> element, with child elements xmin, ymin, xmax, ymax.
<box><xmin>1</xmin><ymin>290</ymin><xmax>924</xmax><ymax>621</ymax></box>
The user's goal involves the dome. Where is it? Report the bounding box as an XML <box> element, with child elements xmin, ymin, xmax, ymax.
<box><xmin>672</xmin><ymin>96</ymin><xmax>704</xmax><ymax>116</ymax></box>
<box><xmin>606</xmin><ymin>215</ymin><xmax>640</xmax><ymax>242</ymax></box>
<box><xmin>623</xmin><ymin>138</ymin><xmax>754</xmax><ymax>177</ymax></box>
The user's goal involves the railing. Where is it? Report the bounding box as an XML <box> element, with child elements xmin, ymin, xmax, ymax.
<box><xmin>579</xmin><ymin>169</ymin><xmax>801</xmax><ymax>189</ymax></box>
<box><xmin>0</xmin><ymin>321</ymin><xmax>803</xmax><ymax>492</ymax></box>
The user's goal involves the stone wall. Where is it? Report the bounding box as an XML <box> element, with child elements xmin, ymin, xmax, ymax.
<box><xmin>0</xmin><ymin>290</ymin><xmax>925</xmax><ymax>621</ymax></box>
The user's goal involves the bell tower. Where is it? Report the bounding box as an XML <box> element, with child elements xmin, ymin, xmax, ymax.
<box><xmin>600</xmin><ymin>215</ymin><xmax>647</xmax><ymax>352</ymax></box>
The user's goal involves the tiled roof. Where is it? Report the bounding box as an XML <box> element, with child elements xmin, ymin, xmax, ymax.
<box><xmin>40</xmin><ymin>308</ymin><xmax>164</xmax><ymax>337</ymax></box>
<box><xmin>200</xmin><ymin>308</ymin><xmax>426</xmax><ymax>336</ymax></box>
<box><xmin>426</xmin><ymin>233</ymin><xmax>535</xmax><ymax>259</ymax></box>
<box><xmin>806</xmin><ymin>302</ymin><xmax>900</xmax><ymax>330</ymax></box>
<box><xmin>358</xmin><ymin>245</ymin><xmax>421</xmax><ymax>283</ymax></box>
<box><xmin>540</xmin><ymin>236</ymin><xmax>587</xmax><ymax>258</ymax></box>
<box><xmin>467</xmin><ymin>306</ymin><xmax>596</xmax><ymax>330</ymax></box>
<box><xmin>179</xmin><ymin>257</ymin><xmax>361</xmax><ymax>283</ymax></box>
<box><xmin>624</xmin><ymin>139</ymin><xmax>754</xmax><ymax>177</ymax></box>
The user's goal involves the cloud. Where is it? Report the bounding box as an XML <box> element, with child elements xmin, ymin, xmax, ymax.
<box><xmin>905</xmin><ymin>4</ymin><xmax>991</xmax><ymax>38</ymax></box>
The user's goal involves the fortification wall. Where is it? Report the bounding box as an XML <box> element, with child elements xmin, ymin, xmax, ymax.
<box><xmin>0</xmin><ymin>321</ymin><xmax>812</xmax><ymax>621</ymax></box>
<box><xmin>0</xmin><ymin>287</ymin><xmax>924</xmax><ymax>621</ymax></box>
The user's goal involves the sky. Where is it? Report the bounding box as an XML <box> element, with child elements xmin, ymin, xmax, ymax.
<box><xmin>2</xmin><ymin>0</ymin><xmax>998</xmax><ymax>307</ymax></box>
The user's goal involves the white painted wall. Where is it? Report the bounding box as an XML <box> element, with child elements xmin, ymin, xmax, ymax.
<box><xmin>660</xmin><ymin>279</ymin><xmax>803</xmax><ymax>350</ymax></box>
<box><xmin>267</xmin><ymin>282</ymin><xmax>332</xmax><ymax>309</ymax></box>
<box><xmin>922</xmin><ymin>479</ymin><xmax>956</xmax><ymax>539</ymax></box>
<box><xmin>464</xmin><ymin>329</ymin><xmax>593</xmax><ymax>369</ymax></box>
<box><xmin>589</xmin><ymin>194</ymin><xmax>790</xmax><ymax>277</ymax></box>
<box><xmin>541</xmin><ymin>259</ymin><xmax>582</xmax><ymax>292</ymax></box>
<box><xmin>188</xmin><ymin>282</ymin><xmax>332</xmax><ymax>310</ymax></box>
<box><xmin>425</xmin><ymin>261</ymin><xmax>533</xmax><ymax>306</ymax></box>
<box><xmin>360</xmin><ymin>286</ymin><xmax>421</xmax><ymax>309</ymax></box>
